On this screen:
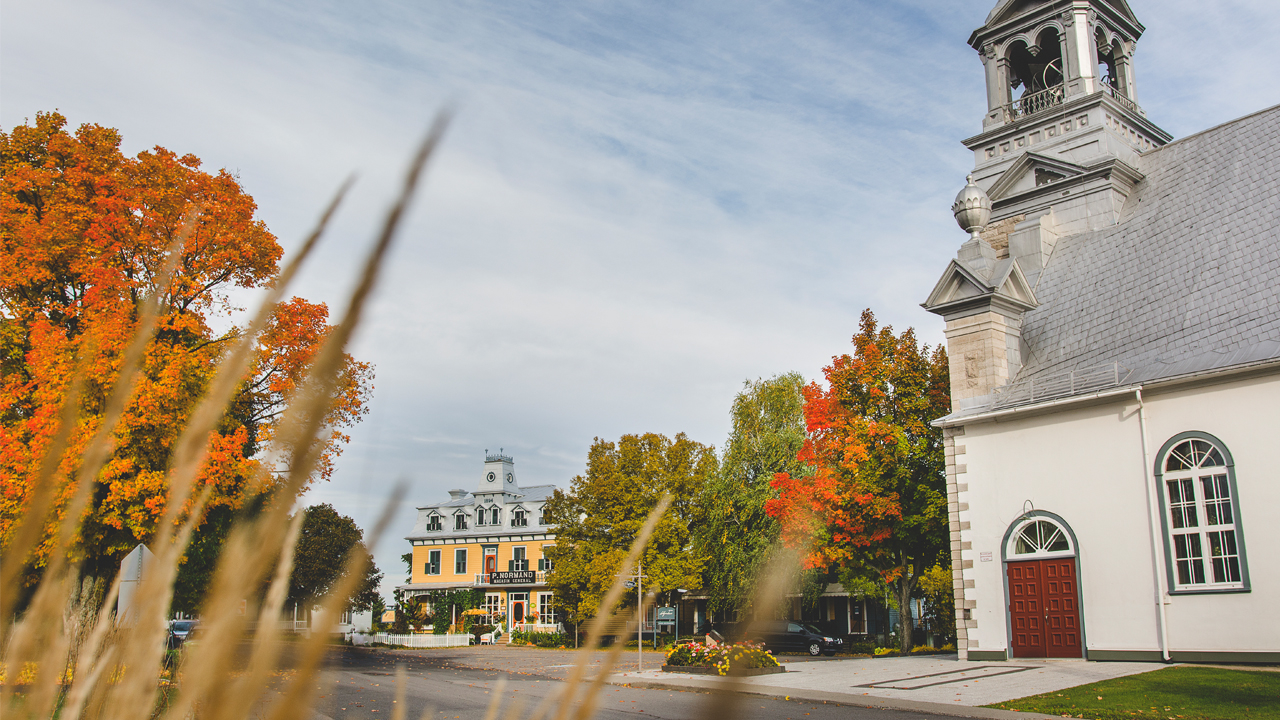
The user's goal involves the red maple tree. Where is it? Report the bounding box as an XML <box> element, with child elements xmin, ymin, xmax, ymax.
<box><xmin>1</xmin><ymin>112</ymin><xmax>371</xmax><ymax>586</ymax></box>
<box><xmin>766</xmin><ymin>309</ymin><xmax>950</xmax><ymax>651</ymax></box>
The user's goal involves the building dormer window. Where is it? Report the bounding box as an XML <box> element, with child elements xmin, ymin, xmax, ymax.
<box><xmin>512</xmin><ymin>508</ymin><xmax>527</xmax><ymax>527</ymax></box>
<box><xmin>454</xmin><ymin>512</ymin><xmax>469</xmax><ymax>531</ymax></box>
<box><xmin>538</xmin><ymin>507</ymin><xmax>546</xmax><ymax>526</ymax></box>
<box><xmin>426</xmin><ymin>514</ymin><xmax>442</xmax><ymax>532</ymax></box>
<box><xmin>476</xmin><ymin>508</ymin><xmax>487</xmax><ymax>526</ymax></box>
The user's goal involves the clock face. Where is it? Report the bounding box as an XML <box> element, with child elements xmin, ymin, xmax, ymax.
<box><xmin>487</xmin><ymin>472</ymin><xmax>496</xmax><ymax>482</ymax></box>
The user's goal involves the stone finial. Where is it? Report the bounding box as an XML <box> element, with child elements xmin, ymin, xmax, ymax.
<box><xmin>952</xmin><ymin>174</ymin><xmax>992</xmax><ymax>240</ymax></box>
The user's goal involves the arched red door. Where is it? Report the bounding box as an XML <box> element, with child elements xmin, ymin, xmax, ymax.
<box><xmin>1007</xmin><ymin>558</ymin><xmax>1080</xmax><ymax>658</ymax></box>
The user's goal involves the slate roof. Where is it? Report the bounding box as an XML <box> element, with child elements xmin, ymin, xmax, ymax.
<box><xmin>994</xmin><ymin>104</ymin><xmax>1280</xmax><ymax>410</ymax></box>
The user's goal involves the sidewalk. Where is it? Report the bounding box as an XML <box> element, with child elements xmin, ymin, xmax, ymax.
<box><xmin>610</xmin><ymin>655</ymin><xmax>1162</xmax><ymax>718</ymax></box>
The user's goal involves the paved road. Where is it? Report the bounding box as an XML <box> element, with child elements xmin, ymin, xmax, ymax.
<box><xmin>316</xmin><ymin>646</ymin><xmax>952</xmax><ymax>720</ymax></box>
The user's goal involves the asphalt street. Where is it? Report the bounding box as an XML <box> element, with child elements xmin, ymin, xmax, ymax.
<box><xmin>314</xmin><ymin>646</ymin><xmax>956</xmax><ymax>720</ymax></box>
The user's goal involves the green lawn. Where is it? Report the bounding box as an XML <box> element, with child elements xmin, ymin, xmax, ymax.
<box><xmin>986</xmin><ymin>666</ymin><xmax>1280</xmax><ymax>720</ymax></box>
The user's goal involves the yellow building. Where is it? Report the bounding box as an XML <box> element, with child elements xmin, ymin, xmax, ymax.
<box><xmin>400</xmin><ymin>452</ymin><xmax>559</xmax><ymax>628</ymax></box>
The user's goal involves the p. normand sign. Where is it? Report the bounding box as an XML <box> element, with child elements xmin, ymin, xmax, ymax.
<box><xmin>488</xmin><ymin>571</ymin><xmax>536</xmax><ymax>585</ymax></box>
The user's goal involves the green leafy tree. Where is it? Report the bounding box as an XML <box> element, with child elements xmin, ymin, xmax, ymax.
<box><xmin>917</xmin><ymin>563</ymin><xmax>956</xmax><ymax>645</ymax></box>
<box><xmin>171</xmin><ymin>505</ymin><xmax>234</xmax><ymax>615</ymax></box>
<box><xmin>287</xmin><ymin>503</ymin><xmax>382</xmax><ymax>612</ymax></box>
<box><xmin>544</xmin><ymin>433</ymin><xmax>716</xmax><ymax>626</ymax></box>
<box><xmin>423</xmin><ymin>588</ymin><xmax>483</xmax><ymax>634</ymax></box>
<box><xmin>768</xmin><ymin>309</ymin><xmax>950</xmax><ymax>652</ymax></box>
<box><xmin>694</xmin><ymin>373</ymin><xmax>812</xmax><ymax>620</ymax></box>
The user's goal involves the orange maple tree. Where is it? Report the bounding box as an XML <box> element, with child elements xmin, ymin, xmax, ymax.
<box><xmin>766</xmin><ymin>309</ymin><xmax>949</xmax><ymax>651</ymax></box>
<box><xmin>0</xmin><ymin>112</ymin><xmax>372</xmax><ymax>587</ymax></box>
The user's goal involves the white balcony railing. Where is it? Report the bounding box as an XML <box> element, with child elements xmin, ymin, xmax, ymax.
<box><xmin>1102</xmin><ymin>79</ymin><xmax>1140</xmax><ymax>114</ymax></box>
<box><xmin>1000</xmin><ymin>83</ymin><xmax>1065</xmax><ymax>122</ymax></box>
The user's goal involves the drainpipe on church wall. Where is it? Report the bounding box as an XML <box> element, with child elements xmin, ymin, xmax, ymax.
<box><xmin>1136</xmin><ymin>388</ymin><xmax>1171</xmax><ymax>662</ymax></box>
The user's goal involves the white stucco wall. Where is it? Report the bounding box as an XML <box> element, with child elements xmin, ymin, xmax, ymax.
<box><xmin>956</xmin><ymin>372</ymin><xmax>1279</xmax><ymax>657</ymax></box>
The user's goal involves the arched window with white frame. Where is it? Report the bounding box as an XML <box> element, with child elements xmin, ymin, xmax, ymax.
<box><xmin>1155</xmin><ymin>432</ymin><xmax>1249</xmax><ymax>593</ymax></box>
<box><xmin>1007</xmin><ymin>517</ymin><xmax>1074</xmax><ymax>558</ymax></box>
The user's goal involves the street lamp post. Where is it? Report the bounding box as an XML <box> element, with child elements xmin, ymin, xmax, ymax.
<box><xmin>674</xmin><ymin>588</ymin><xmax>688</xmax><ymax>644</ymax></box>
<box><xmin>619</xmin><ymin>561</ymin><xmax>647</xmax><ymax>672</ymax></box>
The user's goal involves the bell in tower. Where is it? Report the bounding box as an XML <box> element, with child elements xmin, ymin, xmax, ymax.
<box><xmin>961</xmin><ymin>0</ymin><xmax>1172</xmax><ymax>239</ymax></box>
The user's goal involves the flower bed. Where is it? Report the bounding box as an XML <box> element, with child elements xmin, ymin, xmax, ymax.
<box><xmin>662</xmin><ymin>641</ymin><xmax>783</xmax><ymax>676</ymax></box>
<box><xmin>660</xmin><ymin>664</ymin><xmax>785</xmax><ymax>676</ymax></box>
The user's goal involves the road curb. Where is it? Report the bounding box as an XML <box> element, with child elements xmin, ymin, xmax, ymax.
<box><xmin>606</xmin><ymin>674</ymin><xmax>1061</xmax><ymax>720</ymax></box>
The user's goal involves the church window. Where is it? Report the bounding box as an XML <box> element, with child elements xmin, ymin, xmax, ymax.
<box><xmin>1157</xmin><ymin>433</ymin><xmax>1248</xmax><ymax>593</ymax></box>
<box><xmin>426</xmin><ymin>514</ymin><xmax>442</xmax><ymax>532</ymax></box>
<box><xmin>1008</xmin><ymin>517</ymin><xmax>1073</xmax><ymax>557</ymax></box>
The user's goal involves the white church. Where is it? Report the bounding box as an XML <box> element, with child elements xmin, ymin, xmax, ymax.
<box><xmin>923</xmin><ymin>0</ymin><xmax>1278</xmax><ymax>662</ymax></box>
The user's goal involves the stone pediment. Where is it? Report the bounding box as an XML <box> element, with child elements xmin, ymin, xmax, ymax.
<box><xmin>987</xmin><ymin>152</ymin><xmax>1087</xmax><ymax>202</ymax></box>
<box><xmin>923</xmin><ymin>256</ymin><xmax>1038</xmax><ymax>319</ymax></box>
<box><xmin>985</xmin><ymin>0</ymin><xmax>1138</xmax><ymax>28</ymax></box>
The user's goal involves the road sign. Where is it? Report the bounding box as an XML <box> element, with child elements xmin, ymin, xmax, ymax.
<box><xmin>624</xmin><ymin>581</ymin><xmax>635</xmax><ymax>589</ymax></box>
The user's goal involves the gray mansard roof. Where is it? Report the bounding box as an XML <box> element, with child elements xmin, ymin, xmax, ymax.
<box><xmin>981</xmin><ymin>105</ymin><xmax>1280</xmax><ymax>413</ymax></box>
<box><xmin>407</xmin><ymin>484</ymin><xmax>558</xmax><ymax>539</ymax></box>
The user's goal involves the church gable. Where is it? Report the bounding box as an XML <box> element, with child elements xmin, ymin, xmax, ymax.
<box><xmin>985</xmin><ymin>0</ymin><xmax>1139</xmax><ymax>28</ymax></box>
<box><xmin>923</xmin><ymin>257</ymin><xmax>1038</xmax><ymax>315</ymax></box>
<box><xmin>986</xmin><ymin>152</ymin><xmax>1086</xmax><ymax>201</ymax></box>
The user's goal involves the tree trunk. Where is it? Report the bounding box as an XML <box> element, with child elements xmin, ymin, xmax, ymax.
<box><xmin>898</xmin><ymin>563</ymin><xmax>914</xmax><ymax>653</ymax></box>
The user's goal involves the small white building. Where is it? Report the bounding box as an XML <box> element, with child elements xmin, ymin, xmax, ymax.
<box><xmin>923</xmin><ymin>0</ymin><xmax>1278</xmax><ymax>663</ymax></box>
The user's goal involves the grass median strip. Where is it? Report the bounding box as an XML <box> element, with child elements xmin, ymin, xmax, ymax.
<box><xmin>985</xmin><ymin>666</ymin><xmax>1279</xmax><ymax>720</ymax></box>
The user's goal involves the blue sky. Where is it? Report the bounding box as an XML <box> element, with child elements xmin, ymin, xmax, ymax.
<box><xmin>4</xmin><ymin>0</ymin><xmax>1278</xmax><ymax>595</ymax></box>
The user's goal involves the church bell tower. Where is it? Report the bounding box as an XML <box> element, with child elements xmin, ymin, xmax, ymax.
<box><xmin>922</xmin><ymin>2</ymin><xmax>1176</xmax><ymax>662</ymax></box>
<box><xmin>963</xmin><ymin>0</ymin><xmax>1171</xmax><ymax>236</ymax></box>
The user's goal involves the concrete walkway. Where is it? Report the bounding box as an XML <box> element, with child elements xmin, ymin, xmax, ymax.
<box><xmin>611</xmin><ymin>655</ymin><xmax>1163</xmax><ymax>715</ymax></box>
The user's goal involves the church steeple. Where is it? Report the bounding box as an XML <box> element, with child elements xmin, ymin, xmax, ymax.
<box><xmin>972</xmin><ymin>0</ymin><xmax>1146</xmax><ymax>129</ymax></box>
<box><xmin>959</xmin><ymin>0</ymin><xmax>1171</xmax><ymax>237</ymax></box>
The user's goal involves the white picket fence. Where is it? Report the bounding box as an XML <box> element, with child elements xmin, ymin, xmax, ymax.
<box><xmin>352</xmin><ymin>633</ymin><xmax>473</xmax><ymax>648</ymax></box>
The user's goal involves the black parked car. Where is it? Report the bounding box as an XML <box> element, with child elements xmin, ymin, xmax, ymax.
<box><xmin>167</xmin><ymin>620</ymin><xmax>198</xmax><ymax>649</ymax></box>
<box><xmin>745</xmin><ymin>620</ymin><xmax>842</xmax><ymax>656</ymax></box>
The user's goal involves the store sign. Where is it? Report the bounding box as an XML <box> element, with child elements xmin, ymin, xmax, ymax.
<box><xmin>488</xmin><ymin>571</ymin><xmax>535</xmax><ymax>585</ymax></box>
<box><xmin>656</xmin><ymin>607</ymin><xmax>676</xmax><ymax>621</ymax></box>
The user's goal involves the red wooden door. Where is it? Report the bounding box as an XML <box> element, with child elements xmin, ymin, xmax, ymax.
<box><xmin>1007</xmin><ymin>559</ymin><xmax>1081</xmax><ymax>658</ymax></box>
<box><xmin>1042</xmin><ymin>559</ymin><xmax>1081</xmax><ymax>657</ymax></box>
<box><xmin>1007</xmin><ymin>561</ymin><xmax>1044</xmax><ymax>657</ymax></box>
